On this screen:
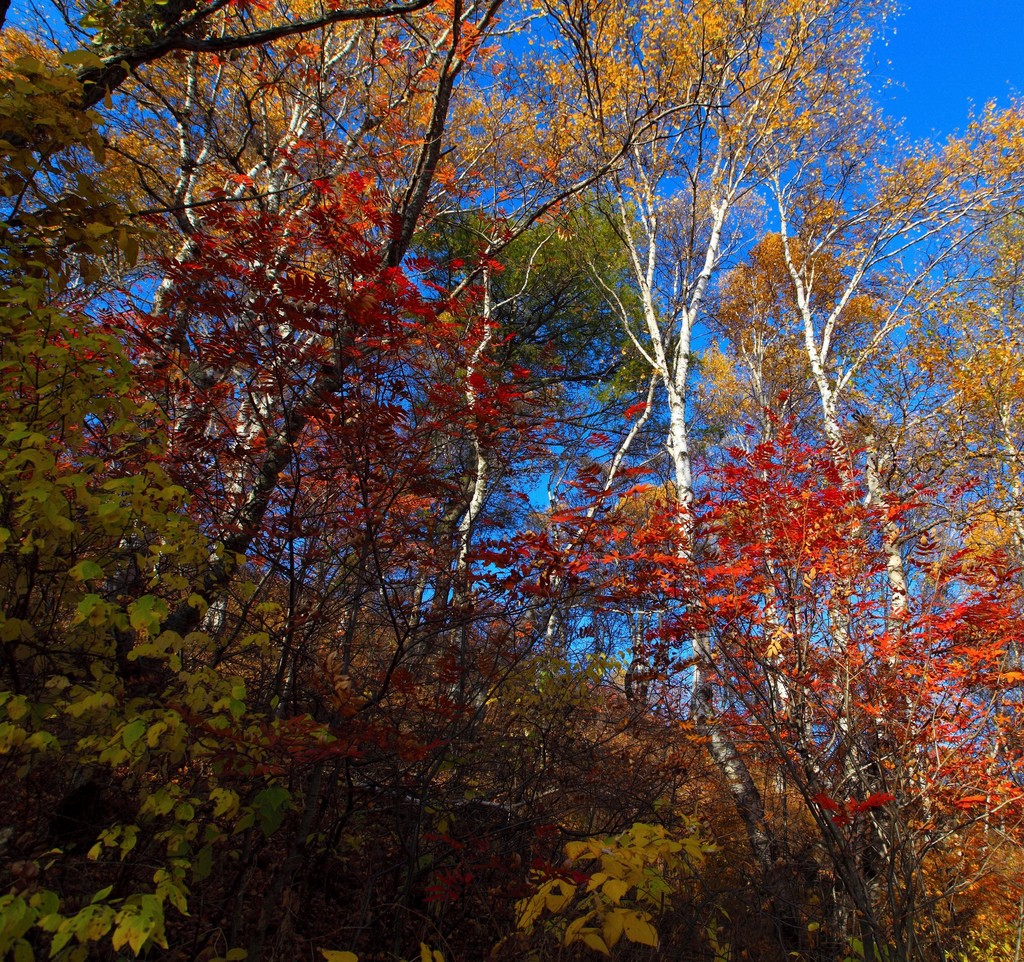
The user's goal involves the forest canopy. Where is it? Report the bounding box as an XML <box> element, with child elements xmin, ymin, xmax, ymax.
<box><xmin>1</xmin><ymin>1</ymin><xmax>1023</xmax><ymax>961</ymax></box>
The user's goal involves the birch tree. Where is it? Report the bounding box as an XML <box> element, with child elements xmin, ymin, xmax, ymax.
<box><xmin>549</xmin><ymin>0</ymin><xmax>887</xmax><ymax>890</ymax></box>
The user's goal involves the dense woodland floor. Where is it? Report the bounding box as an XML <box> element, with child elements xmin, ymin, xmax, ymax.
<box><xmin>2</xmin><ymin>0</ymin><xmax>1024</xmax><ymax>959</ymax></box>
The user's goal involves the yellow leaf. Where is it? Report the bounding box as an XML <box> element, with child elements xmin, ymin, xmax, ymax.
<box><xmin>320</xmin><ymin>952</ymin><xmax>357</xmax><ymax>962</ymax></box>
<box><xmin>601</xmin><ymin>878</ymin><xmax>630</xmax><ymax>904</ymax></box>
<box><xmin>563</xmin><ymin>910</ymin><xmax>597</xmax><ymax>946</ymax></box>
<box><xmin>515</xmin><ymin>892</ymin><xmax>545</xmax><ymax>930</ymax></box>
<box><xmin>419</xmin><ymin>944</ymin><xmax>444</xmax><ymax>962</ymax></box>
<box><xmin>603</xmin><ymin>909</ymin><xmax>625</xmax><ymax>947</ymax></box>
<box><xmin>622</xmin><ymin>911</ymin><xmax>659</xmax><ymax>947</ymax></box>
<box><xmin>581</xmin><ymin>931</ymin><xmax>610</xmax><ymax>955</ymax></box>
<box><xmin>544</xmin><ymin>879</ymin><xmax>575</xmax><ymax>913</ymax></box>
<box><xmin>565</xmin><ymin>841</ymin><xmax>590</xmax><ymax>860</ymax></box>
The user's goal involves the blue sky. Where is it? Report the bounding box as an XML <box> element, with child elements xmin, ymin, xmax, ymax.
<box><xmin>877</xmin><ymin>0</ymin><xmax>1024</xmax><ymax>139</ymax></box>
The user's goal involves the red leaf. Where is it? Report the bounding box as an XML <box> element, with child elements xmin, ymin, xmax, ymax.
<box><xmin>850</xmin><ymin>793</ymin><xmax>895</xmax><ymax>813</ymax></box>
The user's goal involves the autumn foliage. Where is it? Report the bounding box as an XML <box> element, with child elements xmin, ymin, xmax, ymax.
<box><xmin>1</xmin><ymin>1</ymin><xmax>1024</xmax><ymax>961</ymax></box>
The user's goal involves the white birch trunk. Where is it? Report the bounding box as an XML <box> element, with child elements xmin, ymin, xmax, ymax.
<box><xmin>863</xmin><ymin>427</ymin><xmax>909</xmax><ymax>623</ymax></box>
<box><xmin>455</xmin><ymin>270</ymin><xmax>495</xmax><ymax>577</ymax></box>
<box><xmin>599</xmin><ymin>144</ymin><xmax>780</xmax><ymax>870</ymax></box>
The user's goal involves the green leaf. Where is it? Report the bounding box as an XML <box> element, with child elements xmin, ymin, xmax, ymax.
<box><xmin>193</xmin><ymin>844</ymin><xmax>213</xmax><ymax>883</ymax></box>
<box><xmin>121</xmin><ymin>719</ymin><xmax>146</xmax><ymax>749</ymax></box>
<box><xmin>73</xmin><ymin>594</ymin><xmax>106</xmax><ymax>626</ymax></box>
<box><xmin>69</xmin><ymin>560</ymin><xmax>104</xmax><ymax>581</ymax></box>
<box><xmin>211</xmin><ymin>788</ymin><xmax>238</xmax><ymax>818</ymax></box>
<box><xmin>252</xmin><ymin>786</ymin><xmax>291</xmax><ymax>836</ymax></box>
<box><xmin>128</xmin><ymin>595</ymin><xmax>168</xmax><ymax>634</ymax></box>
<box><xmin>50</xmin><ymin>923</ymin><xmax>74</xmax><ymax>956</ymax></box>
